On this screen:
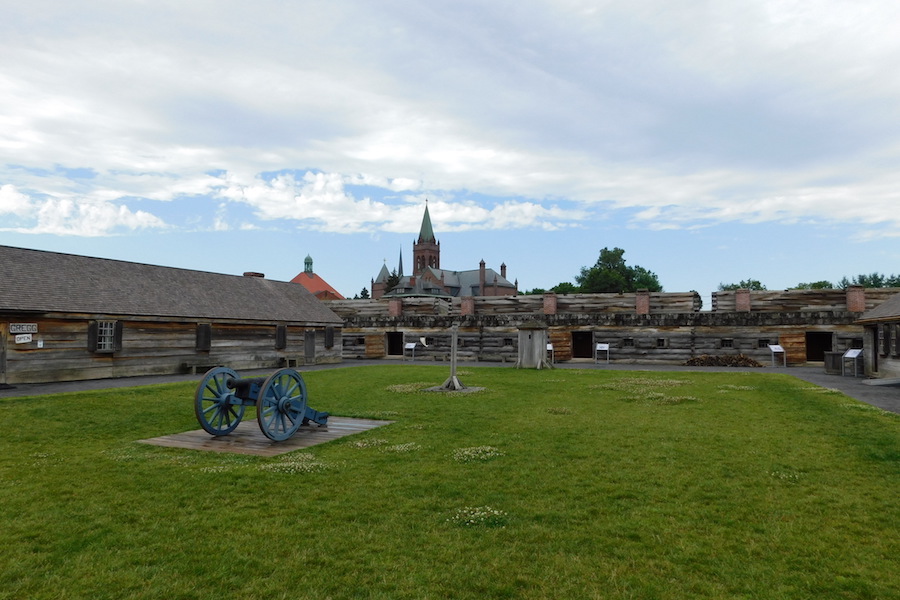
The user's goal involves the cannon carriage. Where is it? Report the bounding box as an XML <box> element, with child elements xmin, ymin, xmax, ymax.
<box><xmin>194</xmin><ymin>367</ymin><xmax>328</xmax><ymax>441</ymax></box>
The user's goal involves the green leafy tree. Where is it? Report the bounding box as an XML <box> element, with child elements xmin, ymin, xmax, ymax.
<box><xmin>358</xmin><ymin>287</ymin><xmax>370</xmax><ymax>299</ymax></box>
<box><xmin>718</xmin><ymin>279</ymin><xmax>766</xmax><ymax>291</ymax></box>
<box><xmin>550</xmin><ymin>282</ymin><xmax>580</xmax><ymax>294</ymax></box>
<box><xmin>790</xmin><ymin>281</ymin><xmax>834</xmax><ymax>290</ymax></box>
<box><xmin>575</xmin><ymin>247</ymin><xmax>663</xmax><ymax>293</ymax></box>
<box><xmin>838</xmin><ymin>273</ymin><xmax>900</xmax><ymax>288</ymax></box>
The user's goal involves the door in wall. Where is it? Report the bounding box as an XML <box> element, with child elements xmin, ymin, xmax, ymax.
<box><xmin>805</xmin><ymin>332</ymin><xmax>833</xmax><ymax>362</ymax></box>
<box><xmin>571</xmin><ymin>331</ymin><xmax>594</xmax><ymax>358</ymax></box>
<box><xmin>386</xmin><ymin>332</ymin><xmax>404</xmax><ymax>356</ymax></box>
<box><xmin>0</xmin><ymin>328</ymin><xmax>6</xmax><ymax>384</ymax></box>
<box><xmin>304</xmin><ymin>330</ymin><xmax>316</xmax><ymax>362</ymax></box>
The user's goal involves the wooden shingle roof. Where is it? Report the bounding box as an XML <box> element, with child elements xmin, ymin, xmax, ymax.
<box><xmin>0</xmin><ymin>245</ymin><xmax>342</xmax><ymax>324</ymax></box>
<box><xmin>858</xmin><ymin>292</ymin><xmax>900</xmax><ymax>324</ymax></box>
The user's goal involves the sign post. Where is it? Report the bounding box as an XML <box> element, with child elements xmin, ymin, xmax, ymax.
<box><xmin>768</xmin><ymin>344</ymin><xmax>786</xmax><ymax>367</ymax></box>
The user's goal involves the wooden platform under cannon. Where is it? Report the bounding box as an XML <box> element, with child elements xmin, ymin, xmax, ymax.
<box><xmin>139</xmin><ymin>416</ymin><xmax>393</xmax><ymax>457</ymax></box>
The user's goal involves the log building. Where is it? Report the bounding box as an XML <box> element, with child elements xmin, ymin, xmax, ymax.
<box><xmin>332</xmin><ymin>287</ymin><xmax>896</xmax><ymax>367</ymax></box>
<box><xmin>857</xmin><ymin>293</ymin><xmax>900</xmax><ymax>379</ymax></box>
<box><xmin>0</xmin><ymin>246</ymin><xmax>342</xmax><ymax>385</ymax></box>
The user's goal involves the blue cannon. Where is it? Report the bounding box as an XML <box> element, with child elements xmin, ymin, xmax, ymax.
<box><xmin>194</xmin><ymin>367</ymin><xmax>329</xmax><ymax>441</ymax></box>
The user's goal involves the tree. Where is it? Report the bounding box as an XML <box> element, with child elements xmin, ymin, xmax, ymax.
<box><xmin>575</xmin><ymin>247</ymin><xmax>663</xmax><ymax>293</ymax></box>
<box><xmin>358</xmin><ymin>287</ymin><xmax>370</xmax><ymax>299</ymax></box>
<box><xmin>385</xmin><ymin>270</ymin><xmax>400</xmax><ymax>294</ymax></box>
<box><xmin>718</xmin><ymin>279</ymin><xmax>766</xmax><ymax>291</ymax></box>
<box><xmin>838</xmin><ymin>273</ymin><xmax>900</xmax><ymax>288</ymax></box>
<box><xmin>790</xmin><ymin>281</ymin><xmax>834</xmax><ymax>290</ymax></box>
<box><xmin>550</xmin><ymin>282</ymin><xmax>579</xmax><ymax>294</ymax></box>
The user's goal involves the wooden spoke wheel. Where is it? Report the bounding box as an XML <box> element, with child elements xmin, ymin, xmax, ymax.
<box><xmin>194</xmin><ymin>367</ymin><xmax>244</xmax><ymax>436</ymax></box>
<box><xmin>257</xmin><ymin>368</ymin><xmax>308</xmax><ymax>441</ymax></box>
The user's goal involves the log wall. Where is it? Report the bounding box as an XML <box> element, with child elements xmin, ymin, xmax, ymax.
<box><xmin>0</xmin><ymin>314</ymin><xmax>341</xmax><ymax>384</ymax></box>
<box><xmin>340</xmin><ymin>311</ymin><xmax>866</xmax><ymax>366</ymax></box>
<box><xmin>331</xmin><ymin>288</ymin><xmax>887</xmax><ymax>319</ymax></box>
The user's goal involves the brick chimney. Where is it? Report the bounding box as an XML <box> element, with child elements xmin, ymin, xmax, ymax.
<box><xmin>735</xmin><ymin>289</ymin><xmax>751</xmax><ymax>312</ymax></box>
<box><xmin>461</xmin><ymin>296</ymin><xmax>475</xmax><ymax>316</ymax></box>
<box><xmin>543</xmin><ymin>292</ymin><xmax>558</xmax><ymax>315</ymax></box>
<box><xmin>635</xmin><ymin>289</ymin><xmax>650</xmax><ymax>315</ymax></box>
<box><xmin>500</xmin><ymin>262</ymin><xmax>507</xmax><ymax>279</ymax></box>
<box><xmin>846</xmin><ymin>285</ymin><xmax>866</xmax><ymax>312</ymax></box>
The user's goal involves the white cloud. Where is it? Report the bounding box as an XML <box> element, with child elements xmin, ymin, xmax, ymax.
<box><xmin>0</xmin><ymin>184</ymin><xmax>33</xmax><ymax>217</ymax></box>
<box><xmin>2</xmin><ymin>0</ymin><xmax>900</xmax><ymax>243</ymax></box>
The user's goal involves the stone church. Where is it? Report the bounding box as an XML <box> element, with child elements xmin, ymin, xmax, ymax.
<box><xmin>371</xmin><ymin>204</ymin><xmax>517</xmax><ymax>299</ymax></box>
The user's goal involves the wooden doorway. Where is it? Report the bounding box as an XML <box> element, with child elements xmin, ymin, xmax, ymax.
<box><xmin>571</xmin><ymin>331</ymin><xmax>594</xmax><ymax>359</ymax></box>
<box><xmin>304</xmin><ymin>330</ymin><xmax>316</xmax><ymax>362</ymax></box>
<box><xmin>386</xmin><ymin>332</ymin><xmax>404</xmax><ymax>356</ymax></box>
<box><xmin>805</xmin><ymin>332</ymin><xmax>833</xmax><ymax>362</ymax></box>
<box><xmin>0</xmin><ymin>328</ymin><xmax>6</xmax><ymax>385</ymax></box>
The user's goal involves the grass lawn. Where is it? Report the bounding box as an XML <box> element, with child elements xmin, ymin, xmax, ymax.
<box><xmin>1</xmin><ymin>366</ymin><xmax>898</xmax><ymax>599</ymax></box>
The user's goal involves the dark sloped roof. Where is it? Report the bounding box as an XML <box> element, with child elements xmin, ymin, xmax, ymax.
<box><xmin>384</xmin><ymin>266</ymin><xmax>516</xmax><ymax>298</ymax></box>
<box><xmin>0</xmin><ymin>245</ymin><xmax>342</xmax><ymax>324</ymax></box>
<box><xmin>858</xmin><ymin>292</ymin><xmax>900</xmax><ymax>323</ymax></box>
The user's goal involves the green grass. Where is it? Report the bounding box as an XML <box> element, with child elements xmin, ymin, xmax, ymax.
<box><xmin>1</xmin><ymin>366</ymin><xmax>898</xmax><ymax>599</ymax></box>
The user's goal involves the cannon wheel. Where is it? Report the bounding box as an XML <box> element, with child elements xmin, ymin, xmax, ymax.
<box><xmin>257</xmin><ymin>368</ymin><xmax>307</xmax><ymax>441</ymax></box>
<box><xmin>194</xmin><ymin>367</ymin><xmax>245</xmax><ymax>436</ymax></box>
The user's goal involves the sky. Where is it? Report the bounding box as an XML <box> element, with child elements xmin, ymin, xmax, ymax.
<box><xmin>3</xmin><ymin>1</ymin><xmax>900</xmax><ymax>308</ymax></box>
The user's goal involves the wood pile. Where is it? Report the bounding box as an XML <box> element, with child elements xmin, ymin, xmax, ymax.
<box><xmin>682</xmin><ymin>354</ymin><xmax>764</xmax><ymax>367</ymax></box>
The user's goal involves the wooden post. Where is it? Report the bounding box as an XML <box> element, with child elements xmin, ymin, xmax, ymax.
<box><xmin>440</xmin><ymin>325</ymin><xmax>467</xmax><ymax>390</ymax></box>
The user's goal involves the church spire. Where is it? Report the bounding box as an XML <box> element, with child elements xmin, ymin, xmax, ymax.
<box><xmin>413</xmin><ymin>201</ymin><xmax>440</xmax><ymax>273</ymax></box>
<box><xmin>398</xmin><ymin>247</ymin><xmax>404</xmax><ymax>277</ymax></box>
<box><xmin>418</xmin><ymin>200</ymin><xmax>435</xmax><ymax>243</ymax></box>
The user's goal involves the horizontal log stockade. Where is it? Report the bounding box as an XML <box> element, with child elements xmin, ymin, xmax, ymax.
<box><xmin>334</xmin><ymin>288</ymin><xmax>894</xmax><ymax>366</ymax></box>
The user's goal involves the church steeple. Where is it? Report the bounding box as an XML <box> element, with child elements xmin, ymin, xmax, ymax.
<box><xmin>418</xmin><ymin>201</ymin><xmax>435</xmax><ymax>243</ymax></box>
<box><xmin>304</xmin><ymin>254</ymin><xmax>313</xmax><ymax>274</ymax></box>
<box><xmin>413</xmin><ymin>201</ymin><xmax>440</xmax><ymax>274</ymax></box>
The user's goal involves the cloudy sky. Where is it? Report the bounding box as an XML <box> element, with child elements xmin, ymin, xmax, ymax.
<box><xmin>3</xmin><ymin>1</ymin><xmax>900</xmax><ymax>305</ymax></box>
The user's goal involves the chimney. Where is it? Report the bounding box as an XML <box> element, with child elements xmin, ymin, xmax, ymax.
<box><xmin>735</xmin><ymin>289</ymin><xmax>751</xmax><ymax>312</ymax></box>
<box><xmin>846</xmin><ymin>285</ymin><xmax>866</xmax><ymax>313</ymax></box>
<box><xmin>479</xmin><ymin>259</ymin><xmax>486</xmax><ymax>295</ymax></box>
<box><xmin>500</xmin><ymin>262</ymin><xmax>507</xmax><ymax>279</ymax></box>
<box><xmin>635</xmin><ymin>289</ymin><xmax>650</xmax><ymax>315</ymax></box>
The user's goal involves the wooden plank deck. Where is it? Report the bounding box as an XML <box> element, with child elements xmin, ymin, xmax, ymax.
<box><xmin>138</xmin><ymin>416</ymin><xmax>393</xmax><ymax>457</ymax></box>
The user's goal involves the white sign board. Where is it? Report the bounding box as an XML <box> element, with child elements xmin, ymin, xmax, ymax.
<box><xmin>843</xmin><ymin>349</ymin><xmax>862</xmax><ymax>358</ymax></box>
<box><xmin>404</xmin><ymin>342</ymin><xmax>417</xmax><ymax>350</ymax></box>
<box><xmin>768</xmin><ymin>345</ymin><xmax>784</xmax><ymax>353</ymax></box>
<box><xmin>596</xmin><ymin>343</ymin><xmax>610</xmax><ymax>351</ymax></box>
<box><xmin>15</xmin><ymin>334</ymin><xmax>33</xmax><ymax>344</ymax></box>
<box><xmin>10</xmin><ymin>323</ymin><xmax>38</xmax><ymax>334</ymax></box>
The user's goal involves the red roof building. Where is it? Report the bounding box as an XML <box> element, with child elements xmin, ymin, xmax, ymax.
<box><xmin>291</xmin><ymin>255</ymin><xmax>345</xmax><ymax>300</ymax></box>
